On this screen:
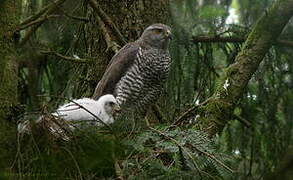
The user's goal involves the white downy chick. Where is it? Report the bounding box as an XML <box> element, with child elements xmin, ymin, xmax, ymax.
<box><xmin>18</xmin><ymin>95</ymin><xmax>120</xmax><ymax>137</ymax></box>
<box><xmin>53</xmin><ymin>94</ymin><xmax>120</xmax><ymax>126</ymax></box>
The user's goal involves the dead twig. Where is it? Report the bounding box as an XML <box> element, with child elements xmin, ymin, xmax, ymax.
<box><xmin>40</xmin><ymin>50</ymin><xmax>93</xmax><ymax>63</ymax></box>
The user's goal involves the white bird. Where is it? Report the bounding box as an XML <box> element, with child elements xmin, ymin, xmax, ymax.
<box><xmin>18</xmin><ymin>94</ymin><xmax>120</xmax><ymax>138</ymax></box>
<box><xmin>53</xmin><ymin>94</ymin><xmax>120</xmax><ymax>126</ymax></box>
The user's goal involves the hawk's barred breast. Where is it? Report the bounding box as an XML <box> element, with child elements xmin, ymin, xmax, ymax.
<box><xmin>115</xmin><ymin>47</ymin><xmax>171</xmax><ymax>112</ymax></box>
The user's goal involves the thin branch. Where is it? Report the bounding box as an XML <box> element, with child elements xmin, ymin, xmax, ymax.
<box><xmin>67</xmin><ymin>99</ymin><xmax>113</xmax><ymax>130</ymax></box>
<box><xmin>191</xmin><ymin>36</ymin><xmax>244</xmax><ymax>43</ymax></box>
<box><xmin>18</xmin><ymin>0</ymin><xmax>67</xmax><ymax>46</ymax></box>
<box><xmin>37</xmin><ymin>95</ymin><xmax>113</xmax><ymax>133</ymax></box>
<box><xmin>233</xmin><ymin>114</ymin><xmax>252</xmax><ymax>128</ymax></box>
<box><xmin>19</xmin><ymin>23</ymin><xmax>43</xmax><ymax>46</ymax></box>
<box><xmin>18</xmin><ymin>15</ymin><xmax>60</xmax><ymax>31</ymax></box>
<box><xmin>191</xmin><ymin>35</ymin><xmax>293</xmax><ymax>48</ymax></box>
<box><xmin>18</xmin><ymin>0</ymin><xmax>66</xmax><ymax>28</ymax></box>
<box><xmin>40</xmin><ymin>50</ymin><xmax>93</xmax><ymax>63</ymax></box>
<box><xmin>172</xmin><ymin>98</ymin><xmax>210</xmax><ymax>127</ymax></box>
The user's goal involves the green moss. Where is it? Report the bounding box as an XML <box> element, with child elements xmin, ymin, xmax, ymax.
<box><xmin>0</xmin><ymin>0</ymin><xmax>20</xmax><ymax>121</ymax></box>
<box><xmin>195</xmin><ymin>98</ymin><xmax>233</xmax><ymax>136</ymax></box>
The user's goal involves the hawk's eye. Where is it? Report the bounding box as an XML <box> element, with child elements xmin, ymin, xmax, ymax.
<box><xmin>153</xmin><ymin>29</ymin><xmax>163</xmax><ymax>34</ymax></box>
<box><xmin>109</xmin><ymin>102</ymin><xmax>115</xmax><ymax>106</ymax></box>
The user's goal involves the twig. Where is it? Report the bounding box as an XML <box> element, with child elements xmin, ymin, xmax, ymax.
<box><xmin>40</xmin><ymin>50</ymin><xmax>93</xmax><ymax>63</ymax></box>
<box><xmin>18</xmin><ymin>15</ymin><xmax>60</xmax><ymax>31</ymax></box>
<box><xmin>37</xmin><ymin>95</ymin><xmax>114</xmax><ymax>133</ymax></box>
<box><xmin>67</xmin><ymin>99</ymin><xmax>113</xmax><ymax>131</ymax></box>
<box><xmin>233</xmin><ymin>114</ymin><xmax>252</xmax><ymax>128</ymax></box>
<box><xmin>171</xmin><ymin>98</ymin><xmax>210</xmax><ymax>127</ymax></box>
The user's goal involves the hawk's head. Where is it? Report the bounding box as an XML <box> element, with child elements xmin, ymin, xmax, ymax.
<box><xmin>139</xmin><ymin>23</ymin><xmax>172</xmax><ymax>50</ymax></box>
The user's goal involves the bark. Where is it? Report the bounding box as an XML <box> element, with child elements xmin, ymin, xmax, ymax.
<box><xmin>197</xmin><ymin>0</ymin><xmax>293</xmax><ymax>136</ymax></box>
<box><xmin>0</xmin><ymin>0</ymin><xmax>20</xmax><ymax>121</ymax></box>
<box><xmin>0</xmin><ymin>0</ymin><xmax>21</xmax><ymax>170</ymax></box>
<box><xmin>75</xmin><ymin>0</ymin><xmax>170</xmax><ymax>96</ymax></box>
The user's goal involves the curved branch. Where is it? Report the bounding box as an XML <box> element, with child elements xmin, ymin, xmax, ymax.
<box><xmin>197</xmin><ymin>0</ymin><xmax>293</xmax><ymax>136</ymax></box>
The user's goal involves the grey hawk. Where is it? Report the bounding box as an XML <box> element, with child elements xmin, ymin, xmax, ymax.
<box><xmin>93</xmin><ymin>23</ymin><xmax>172</xmax><ymax>113</ymax></box>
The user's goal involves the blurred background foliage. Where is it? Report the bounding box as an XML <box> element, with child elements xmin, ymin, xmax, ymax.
<box><xmin>4</xmin><ymin>0</ymin><xmax>292</xmax><ymax>179</ymax></box>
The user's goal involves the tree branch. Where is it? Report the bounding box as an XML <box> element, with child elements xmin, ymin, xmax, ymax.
<box><xmin>191</xmin><ymin>35</ymin><xmax>293</xmax><ymax>48</ymax></box>
<box><xmin>18</xmin><ymin>15</ymin><xmax>60</xmax><ymax>31</ymax></box>
<box><xmin>87</xmin><ymin>0</ymin><xmax>126</xmax><ymax>53</ymax></box>
<box><xmin>18</xmin><ymin>0</ymin><xmax>66</xmax><ymax>29</ymax></box>
<box><xmin>40</xmin><ymin>50</ymin><xmax>93</xmax><ymax>63</ymax></box>
<box><xmin>18</xmin><ymin>0</ymin><xmax>67</xmax><ymax>46</ymax></box>
<box><xmin>196</xmin><ymin>0</ymin><xmax>293</xmax><ymax>136</ymax></box>
<box><xmin>95</xmin><ymin>15</ymin><xmax>120</xmax><ymax>53</ymax></box>
<box><xmin>191</xmin><ymin>36</ymin><xmax>244</xmax><ymax>43</ymax></box>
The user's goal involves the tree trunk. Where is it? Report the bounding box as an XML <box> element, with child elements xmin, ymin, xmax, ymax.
<box><xmin>75</xmin><ymin>0</ymin><xmax>170</xmax><ymax>97</ymax></box>
<box><xmin>197</xmin><ymin>0</ymin><xmax>293</xmax><ymax>136</ymax></box>
<box><xmin>0</xmin><ymin>1</ymin><xmax>20</xmax><ymax>122</ymax></box>
<box><xmin>0</xmin><ymin>0</ymin><xmax>20</xmax><ymax>171</ymax></box>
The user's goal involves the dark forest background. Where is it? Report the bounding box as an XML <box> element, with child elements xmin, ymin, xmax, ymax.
<box><xmin>0</xmin><ymin>0</ymin><xmax>292</xmax><ymax>179</ymax></box>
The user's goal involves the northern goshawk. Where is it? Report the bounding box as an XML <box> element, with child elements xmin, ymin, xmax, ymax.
<box><xmin>93</xmin><ymin>24</ymin><xmax>172</xmax><ymax>113</ymax></box>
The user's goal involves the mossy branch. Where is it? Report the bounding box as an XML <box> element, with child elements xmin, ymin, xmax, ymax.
<box><xmin>195</xmin><ymin>0</ymin><xmax>293</xmax><ymax>136</ymax></box>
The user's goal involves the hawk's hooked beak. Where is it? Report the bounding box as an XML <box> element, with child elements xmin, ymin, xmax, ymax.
<box><xmin>165</xmin><ymin>30</ymin><xmax>173</xmax><ymax>40</ymax></box>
